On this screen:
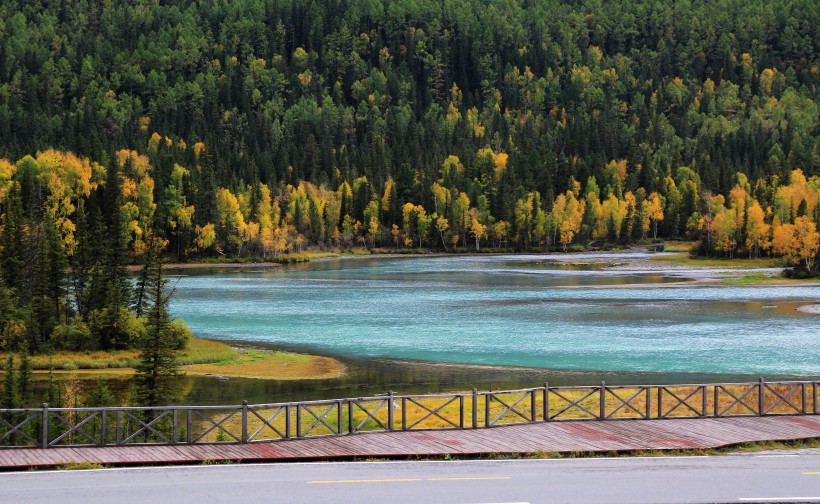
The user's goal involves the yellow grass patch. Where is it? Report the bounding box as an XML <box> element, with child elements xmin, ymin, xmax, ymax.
<box><xmin>1</xmin><ymin>338</ymin><xmax>346</xmax><ymax>382</ymax></box>
<box><xmin>651</xmin><ymin>252</ymin><xmax>785</xmax><ymax>269</ymax></box>
<box><xmin>184</xmin><ymin>349</ymin><xmax>346</xmax><ymax>380</ymax></box>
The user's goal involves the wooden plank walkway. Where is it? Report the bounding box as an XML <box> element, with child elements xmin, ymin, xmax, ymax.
<box><xmin>3</xmin><ymin>416</ymin><xmax>820</xmax><ymax>469</ymax></box>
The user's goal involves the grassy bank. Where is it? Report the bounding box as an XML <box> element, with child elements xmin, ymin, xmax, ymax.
<box><xmin>0</xmin><ymin>338</ymin><xmax>346</xmax><ymax>381</ymax></box>
<box><xmin>183</xmin><ymin>347</ymin><xmax>346</xmax><ymax>380</ymax></box>
<box><xmin>717</xmin><ymin>274</ymin><xmax>819</xmax><ymax>285</ymax></box>
<box><xmin>651</xmin><ymin>252</ymin><xmax>785</xmax><ymax>269</ymax></box>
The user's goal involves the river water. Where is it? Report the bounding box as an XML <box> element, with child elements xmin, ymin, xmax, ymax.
<box><xmin>164</xmin><ymin>254</ymin><xmax>819</xmax><ymax>403</ymax></box>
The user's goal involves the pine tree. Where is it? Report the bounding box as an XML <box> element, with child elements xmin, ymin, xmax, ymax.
<box><xmin>1</xmin><ymin>354</ymin><xmax>16</xmax><ymax>410</ymax></box>
<box><xmin>16</xmin><ymin>347</ymin><xmax>32</xmax><ymax>407</ymax></box>
<box><xmin>0</xmin><ymin>273</ymin><xmax>17</xmax><ymax>349</ymax></box>
<box><xmin>69</xmin><ymin>200</ymin><xmax>93</xmax><ymax>318</ymax></box>
<box><xmin>43</xmin><ymin>371</ymin><xmax>63</xmax><ymax>408</ymax></box>
<box><xmin>0</xmin><ymin>185</ymin><xmax>25</xmax><ymax>295</ymax></box>
<box><xmin>133</xmin><ymin>230</ymin><xmax>160</xmax><ymax>318</ymax></box>
<box><xmin>44</xmin><ymin>212</ymin><xmax>67</xmax><ymax>329</ymax></box>
<box><xmin>84</xmin><ymin>207</ymin><xmax>109</xmax><ymax>314</ymax></box>
<box><xmin>89</xmin><ymin>159</ymin><xmax>134</xmax><ymax>350</ymax></box>
<box><xmin>85</xmin><ymin>379</ymin><xmax>115</xmax><ymax>407</ymax></box>
<box><xmin>102</xmin><ymin>158</ymin><xmax>131</xmax><ymax>306</ymax></box>
<box><xmin>133</xmin><ymin>240</ymin><xmax>181</xmax><ymax>406</ymax></box>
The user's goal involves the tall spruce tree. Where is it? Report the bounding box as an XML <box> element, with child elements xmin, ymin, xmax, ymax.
<box><xmin>89</xmin><ymin>159</ymin><xmax>134</xmax><ymax>350</ymax></box>
<box><xmin>69</xmin><ymin>200</ymin><xmax>93</xmax><ymax>318</ymax></box>
<box><xmin>1</xmin><ymin>354</ymin><xmax>16</xmax><ymax>410</ymax></box>
<box><xmin>133</xmin><ymin>238</ymin><xmax>181</xmax><ymax>406</ymax></box>
<box><xmin>16</xmin><ymin>347</ymin><xmax>32</xmax><ymax>407</ymax></box>
<box><xmin>0</xmin><ymin>185</ymin><xmax>25</xmax><ymax>295</ymax></box>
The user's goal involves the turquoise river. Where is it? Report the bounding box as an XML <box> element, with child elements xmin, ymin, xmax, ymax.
<box><xmin>169</xmin><ymin>254</ymin><xmax>819</xmax><ymax>379</ymax></box>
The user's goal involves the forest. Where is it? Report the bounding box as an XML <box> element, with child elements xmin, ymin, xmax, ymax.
<box><xmin>0</xmin><ymin>0</ymin><xmax>819</xmax><ymax>360</ymax></box>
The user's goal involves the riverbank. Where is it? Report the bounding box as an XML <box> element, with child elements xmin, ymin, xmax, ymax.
<box><xmin>0</xmin><ymin>338</ymin><xmax>346</xmax><ymax>381</ymax></box>
<box><xmin>135</xmin><ymin>243</ymin><xmax>820</xmax><ymax>288</ymax></box>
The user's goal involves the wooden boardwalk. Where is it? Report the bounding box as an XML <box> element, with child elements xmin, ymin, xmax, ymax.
<box><xmin>2</xmin><ymin>415</ymin><xmax>820</xmax><ymax>469</ymax></box>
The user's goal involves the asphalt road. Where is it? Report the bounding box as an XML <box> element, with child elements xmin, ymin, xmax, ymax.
<box><xmin>3</xmin><ymin>451</ymin><xmax>820</xmax><ymax>504</ymax></box>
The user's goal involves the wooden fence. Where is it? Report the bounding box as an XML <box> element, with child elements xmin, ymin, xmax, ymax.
<box><xmin>1</xmin><ymin>379</ymin><xmax>817</xmax><ymax>448</ymax></box>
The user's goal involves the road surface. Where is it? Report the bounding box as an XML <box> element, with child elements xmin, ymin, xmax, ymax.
<box><xmin>3</xmin><ymin>451</ymin><xmax>820</xmax><ymax>503</ymax></box>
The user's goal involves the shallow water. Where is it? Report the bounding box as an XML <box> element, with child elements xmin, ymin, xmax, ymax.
<box><xmin>168</xmin><ymin>254</ymin><xmax>820</xmax><ymax>378</ymax></box>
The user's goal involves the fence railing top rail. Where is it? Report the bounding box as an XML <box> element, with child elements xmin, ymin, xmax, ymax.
<box><xmin>2</xmin><ymin>379</ymin><xmax>820</xmax><ymax>416</ymax></box>
<box><xmin>482</xmin><ymin>387</ymin><xmax>542</xmax><ymax>395</ymax></box>
<box><xmin>397</xmin><ymin>392</ymin><xmax>470</xmax><ymax>399</ymax></box>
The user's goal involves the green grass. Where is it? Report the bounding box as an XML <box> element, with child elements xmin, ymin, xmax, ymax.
<box><xmin>721</xmin><ymin>274</ymin><xmax>774</xmax><ymax>284</ymax></box>
<box><xmin>1</xmin><ymin>338</ymin><xmax>346</xmax><ymax>381</ymax></box>
<box><xmin>661</xmin><ymin>240</ymin><xmax>698</xmax><ymax>253</ymax></box>
<box><xmin>176</xmin><ymin>338</ymin><xmax>238</xmax><ymax>365</ymax></box>
<box><xmin>0</xmin><ymin>338</ymin><xmax>237</xmax><ymax>372</ymax></box>
<box><xmin>270</xmin><ymin>251</ymin><xmax>342</xmax><ymax>263</ymax></box>
<box><xmin>651</xmin><ymin>252</ymin><xmax>785</xmax><ymax>269</ymax></box>
<box><xmin>56</xmin><ymin>462</ymin><xmax>106</xmax><ymax>470</ymax></box>
<box><xmin>0</xmin><ymin>350</ymin><xmax>141</xmax><ymax>371</ymax></box>
<box><xmin>184</xmin><ymin>348</ymin><xmax>345</xmax><ymax>379</ymax></box>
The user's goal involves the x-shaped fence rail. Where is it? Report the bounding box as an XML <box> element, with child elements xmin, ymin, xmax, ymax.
<box><xmin>2</xmin><ymin>379</ymin><xmax>818</xmax><ymax>448</ymax></box>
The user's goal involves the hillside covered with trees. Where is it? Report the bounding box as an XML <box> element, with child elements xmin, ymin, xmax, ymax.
<box><xmin>0</xmin><ymin>0</ymin><xmax>819</xmax><ymax>355</ymax></box>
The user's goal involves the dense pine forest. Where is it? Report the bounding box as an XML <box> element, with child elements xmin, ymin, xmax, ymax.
<box><xmin>0</xmin><ymin>0</ymin><xmax>819</xmax><ymax>358</ymax></box>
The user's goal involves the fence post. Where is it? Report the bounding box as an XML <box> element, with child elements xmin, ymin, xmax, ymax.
<box><xmin>645</xmin><ymin>387</ymin><xmax>650</xmax><ymax>419</ymax></box>
<box><xmin>544</xmin><ymin>383</ymin><xmax>549</xmax><ymax>422</ymax></box>
<box><xmin>186</xmin><ymin>409</ymin><xmax>192</xmax><ymax>444</ymax></box>
<box><xmin>530</xmin><ymin>389</ymin><xmax>536</xmax><ymax>422</ymax></box>
<box><xmin>348</xmin><ymin>400</ymin><xmax>354</xmax><ymax>434</ymax></box>
<box><xmin>459</xmin><ymin>395</ymin><xmax>465</xmax><ymax>429</ymax></box>
<box><xmin>657</xmin><ymin>387</ymin><xmax>663</xmax><ymax>418</ymax></box>
<box><xmin>41</xmin><ymin>403</ymin><xmax>49</xmax><ymax>449</ymax></box>
<box><xmin>241</xmin><ymin>401</ymin><xmax>248</xmax><ymax>443</ymax></box>
<box><xmin>472</xmin><ymin>389</ymin><xmax>478</xmax><ymax>428</ymax></box>
<box><xmin>599</xmin><ymin>381</ymin><xmax>606</xmax><ymax>420</ymax></box>
<box><xmin>296</xmin><ymin>404</ymin><xmax>302</xmax><ymax>438</ymax></box>
<box><xmin>402</xmin><ymin>397</ymin><xmax>407</xmax><ymax>431</ymax></box>
<box><xmin>117</xmin><ymin>410</ymin><xmax>122</xmax><ymax>445</ymax></box>
<box><xmin>388</xmin><ymin>391</ymin><xmax>395</xmax><ymax>432</ymax></box>
<box><xmin>171</xmin><ymin>410</ymin><xmax>177</xmax><ymax>444</ymax></box>
<box><xmin>285</xmin><ymin>405</ymin><xmax>291</xmax><ymax>439</ymax></box>
<box><xmin>485</xmin><ymin>392</ymin><xmax>491</xmax><ymax>427</ymax></box>
<box><xmin>802</xmin><ymin>383</ymin><xmax>807</xmax><ymax>415</ymax></box>
<box><xmin>101</xmin><ymin>410</ymin><xmax>107</xmax><ymax>446</ymax></box>
<box><xmin>758</xmin><ymin>378</ymin><xmax>765</xmax><ymax>416</ymax></box>
<box><xmin>714</xmin><ymin>385</ymin><xmax>720</xmax><ymax>417</ymax></box>
<box><xmin>336</xmin><ymin>400</ymin><xmax>342</xmax><ymax>435</ymax></box>
<box><xmin>701</xmin><ymin>386</ymin><xmax>707</xmax><ymax>417</ymax></box>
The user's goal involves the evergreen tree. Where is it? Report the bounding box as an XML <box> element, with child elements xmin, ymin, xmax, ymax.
<box><xmin>44</xmin><ymin>212</ymin><xmax>67</xmax><ymax>328</ymax></box>
<box><xmin>0</xmin><ymin>185</ymin><xmax>26</xmax><ymax>295</ymax></box>
<box><xmin>133</xmin><ymin>240</ymin><xmax>181</xmax><ymax>406</ymax></box>
<box><xmin>88</xmin><ymin>159</ymin><xmax>135</xmax><ymax>350</ymax></box>
<box><xmin>85</xmin><ymin>379</ymin><xmax>115</xmax><ymax>408</ymax></box>
<box><xmin>69</xmin><ymin>200</ymin><xmax>93</xmax><ymax>318</ymax></box>
<box><xmin>1</xmin><ymin>354</ymin><xmax>16</xmax><ymax>410</ymax></box>
<box><xmin>102</xmin><ymin>158</ymin><xmax>131</xmax><ymax>306</ymax></box>
<box><xmin>16</xmin><ymin>347</ymin><xmax>32</xmax><ymax>407</ymax></box>
<box><xmin>133</xmin><ymin>230</ymin><xmax>160</xmax><ymax>318</ymax></box>
<box><xmin>43</xmin><ymin>371</ymin><xmax>63</xmax><ymax>408</ymax></box>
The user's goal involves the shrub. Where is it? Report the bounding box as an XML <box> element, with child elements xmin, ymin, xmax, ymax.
<box><xmin>51</xmin><ymin>318</ymin><xmax>94</xmax><ymax>351</ymax></box>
